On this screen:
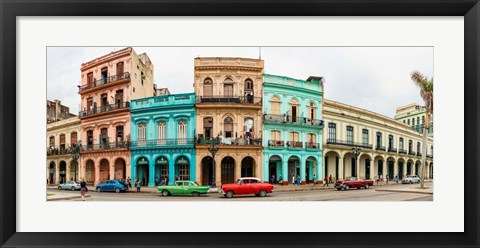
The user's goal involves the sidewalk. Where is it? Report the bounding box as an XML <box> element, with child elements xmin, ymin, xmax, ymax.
<box><xmin>47</xmin><ymin>192</ymin><xmax>91</xmax><ymax>201</ymax></box>
<box><xmin>47</xmin><ymin>179</ymin><xmax>433</xmax><ymax>194</ymax></box>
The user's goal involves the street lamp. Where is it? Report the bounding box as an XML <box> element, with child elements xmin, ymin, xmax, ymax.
<box><xmin>71</xmin><ymin>146</ymin><xmax>80</xmax><ymax>181</ymax></box>
<box><xmin>206</xmin><ymin>138</ymin><xmax>219</xmax><ymax>188</ymax></box>
<box><xmin>352</xmin><ymin>147</ymin><xmax>361</xmax><ymax>178</ymax></box>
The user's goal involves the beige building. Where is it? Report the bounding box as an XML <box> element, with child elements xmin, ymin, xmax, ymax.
<box><xmin>47</xmin><ymin>115</ymin><xmax>81</xmax><ymax>185</ymax></box>
<box><xmin>194</xmin><ymin>57</ymin><xmax>264</xmax><ymax>186</ymax></box>
<box><xmin>323</xmin><ymin>99</ymin><xmax>433</xmax><ymax>181</ymax></box>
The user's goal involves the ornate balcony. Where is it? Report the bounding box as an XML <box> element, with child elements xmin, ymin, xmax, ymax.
<box><xmin>79</xmin><ymin>102</ymin><xmax>130</xmax><ymax>118</ymax></box>
<box><xmin>130</xmin><ymin>138</ymin><xmax>195</xmax><ymax>149</ymax></box>
<box><xmin>196</xmin><ymin>136</ymin><xmax>261</xmax><ymax>147</ymax></box>
<box><xmin>399</xmin><ymin>149</ymin><xmax>407</xmax><ymax>154</ymax></box>
<box><xmin>305</xmin><ymin>142</ymin><xmax>321</xmax><ymax>150</ymax></box>
<box><xmin>416</xmin><ymin>152</ymin><xmax>422</xmax><ymax>157</ymax></box>
<box><xmin>408</xmin><ymin>150</ymin><xmax>416</xmax><ymax>155</ymax></box>
<box><xmin>286</xmin><ymin>141</ymin><xmax>303</xmax><ymax>149</ymax></box>
<box><xmin>268</xmin><ymin>140</ymin><xmax>284</xmax><ymax>148</ymax></box>
<box><xmin>78</xmin><ymin>72</ymin><xmax>131</xmax><ymax>93</ymax></box>
<box><xmin>326</xmin><ymin>139</ymin><xmax>373</xmax><ymax>149</ymax></box>
<box><xmin>388</xmin><ymin>147</ymin><xmax>397</xmax><ymax>153</ymax></box>
<box><xmin>195</xmin><ymin>95</ymin><xmax>262</xmax><ymax>105</ymax></box>
<box><xmin>47</xmin><ymin>145</ymin><xmax>80</xmax><ymax>156</ymax></box>
<box><xmin>263</xmin><ymin>114</ymin><xmax>324</xmax><ymax>128</ymax></box>
<box><xmin>427</xmin><ymin>153</ymin><xmax>433</xmax><ymax>158</ymax></box>
<box><xmin>375</xmin><ymin>145</ymin><xmax>386</xmax><ymax>151</ymax></box>
<box><xmin>80</xmin><ymin>141</ymin><xmax>130</xmax><ymax>153</ymax></box>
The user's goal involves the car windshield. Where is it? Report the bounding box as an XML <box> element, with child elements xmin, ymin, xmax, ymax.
<box><xmin>236</xmin><ymin>179</ymin><xmax>242</xmax><ymax>184</ymax></box>
<box><xmin>191</xmin><ymin>182</ymin><xmax>199</xmax><ymax>186</ymax></box>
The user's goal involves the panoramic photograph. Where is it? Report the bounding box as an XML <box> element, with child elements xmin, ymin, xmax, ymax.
<box><xmin>46</xmin><ymin>46</ymin><xmax>434</xmax><ymax>201</ymax></box>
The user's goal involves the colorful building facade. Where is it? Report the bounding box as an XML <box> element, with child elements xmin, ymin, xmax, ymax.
<box><xmin>194</xmin><ymin>57</ymin><xmax>264</xmax><ymax>186</ymax></box>
<box><xmin>130</xmin><ymin>93</ymin><xmax>196</xmax><ymax>187</ymax></box>
<box><xmin>262</xmin><ymin>74</ymin><xmax>324</xmax><ymax>185</ymax></box>
<box><xmin>78</xmin><ymin>47</ymin><xmax>154</xmax><ymax>185</ymax></box>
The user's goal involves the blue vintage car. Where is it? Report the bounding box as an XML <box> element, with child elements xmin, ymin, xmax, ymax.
<box><xmin>95</xmin><ymin>180</ymin><xmax>128</xmax><ymax>193</ymax></box>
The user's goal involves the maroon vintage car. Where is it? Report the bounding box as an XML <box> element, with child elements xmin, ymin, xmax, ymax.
<box><xmin>219</xmin><ymin>177</ymin><xmax>274</xmax><ymax>198</ymax></box>
<box><xmin>334</xmin><ymin>177</ymin><xmax>374</xmax><ymax>190</ymax></box>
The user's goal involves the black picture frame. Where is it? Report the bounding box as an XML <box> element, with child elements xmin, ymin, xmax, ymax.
<box><xmin>1</xmin><ymin>0</ymin><xmax>478</xmax><ymax>247</ymax></box>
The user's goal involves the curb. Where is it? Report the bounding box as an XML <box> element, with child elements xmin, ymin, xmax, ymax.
<box><xmin>48</xmin><ymin>195</ymin><xmax>91</xmax><ymax>201</ymax></box>
<box><xmin>375</xmin><ymin>189</ymin><xmax>433</xmax><ymax>195</ymax></box>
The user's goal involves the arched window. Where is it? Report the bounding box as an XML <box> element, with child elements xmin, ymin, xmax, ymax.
<box><xmin>224</xmin><ymin>117</ymin><xmax>233</xmax><ymax>138</ymax></box>
<box><xmin>308</xmin><ymin>102</ymin><xmax>316</xmax><ymax>121</ymax></box>
<box><xmin>178</xmin><ymin>120</ymin><xmax>187</xmax><ymax>144</ymax></box>
<box><xmin>244</xmin><ymin>79</ymin><xmax>253</xmax><ymax>95</ymax></box>
<box><xmin>289</xmin><ymin>99</ymin><xmax>299</xmax><ymax>123</ymax></box>
<box><xmin>203</xmin><ymin>117</ymin><xmax>213</xmax><ymax>138</ymax></box>
<box><xmin>157</xmin><ymin>121</ymin><xmax>166</xmax><ymax>145</ymax></box>
<box><xmin>270</xmin><ymin>96</ymin><xmax>280</xmax><ymax>115</ymax></box>
<box><xmin>203</xmin><ymin>78</ymin><xmax>213</xmax><ymax>97</ymax></box>
<box><xmin>138</xmin><ymin>123</ymin><xmax>146</xmax><ymax>146</ymax></box>
<box><xmin>223</xmin><ymin>78</ymin><xmax>234</xmax><ymax>97</ymax></box>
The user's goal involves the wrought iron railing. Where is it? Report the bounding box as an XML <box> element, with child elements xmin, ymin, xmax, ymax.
<box><xmin>375</xmin><ymin>145</ymin><xmax>386</xmax><ymax>151</ymax></box>
<box><xmin>408</xmin><ymin>150</ymin><xmax>416</xmax><ymax>155</ymax></box>
<box><xmin>286</xmin><ymin>141</ymin><xmax>303</xmax><ymax>148</ymax></box>
<box><xmin>305</xmin><ymin>142</ymin><xmax>321</xmax><ymax>149</ymax></box>
<box><xmin>79</xmin><ymin>102</ymin><xmax>130</xmax><ymax>117</ymax></box>
<box><xmin>130</xmin><ymin>138</ymin><xmax>195</xmax><ymax>148</ymax></box>
<box><xmin>426</xmin><ymin>153</ymin><xmax>433</xmax><ymax>158</ymax></box>
<box><xmin>80</xmin><ymin>141</ymin><xmax>130</xmax><ymax>152</ymax></box>
<box><xmin>196</xmin><ymin>137</ymin><xmax>261</xmax><ymax>146</ymax></box>
<box><xmin>78</xmin><ymin>72</ymin><xmax>130</xmax><ymax>92</ymax></box>
<box><xmin>416</xmin><ymin>152</ymin><xmax>422</xmax><ymax>156</ymax></box>
<box><xmin>263</xmin><ymin>114</ymin><xmax>324</xmax><ymax>127</ymax></box>
<box><xmin>196</xmin><ymin>95</ymin><xmax>262</xmax><ymax>105</ymax></box>
<box><xmin>268</xmin><ymin>140</ymin><xmax>284</xmax><ymax>148</ymax></box>
<box><xmin>326</xmin><ymin>139</ymin><xmax>373</xmax><ymax>149</ymax></box>
<box><xmin>399</xmin><ymin>149</ymin><xmax>407</xmax><ymax>154</ymax></box>
<box><xmin>47</xmin><ymin>144</ymin><xmax>80</xmax><ymax>156</ymax></box>
<box><xmin>387</xmin><ymin>147</ymin><xmax>397</xmax><ymax>153</ymax></box>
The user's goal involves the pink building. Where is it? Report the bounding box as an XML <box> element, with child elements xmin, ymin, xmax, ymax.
<box><xmin>78</xmin><ymin>47</ymin><xmax>154</xmax><ymax>185</ymax></box>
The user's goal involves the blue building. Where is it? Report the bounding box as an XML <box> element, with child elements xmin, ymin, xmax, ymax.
<box><xmin>262</xmin><ymin>74</ymin><xmax>324</xmax><ymax>185</ymax></box>
<box><xmin>130</xmin><ymin>93</ymin><xmax>196</xmax><ymax>187</ymax></box>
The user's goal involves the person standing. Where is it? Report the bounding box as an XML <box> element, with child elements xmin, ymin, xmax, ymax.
<box><xmin>296</xmin><ymin>175</ymin><xmax>301</xmax><ymax>186</ymax></box>
<box><xmin>386</xmin><ymin>175</ymin><xmax>389</xmax><ymax>185</ymax></box>
<box><xmin>278</xmin><ymin>175</ymin><xmax>283</xmax><ymax>184</ymax></box>
<box><xmin>329</xmin><ymin>175</ymin><xmax>333</xmax><ymax>184</ymax></box>
<box><xmin>127</xmin><ymin>177</ymin><xmax>132</xmax><ymax>188</ymax></box>
<box><xmin>80</xmin><ymin>178</ymin><xmax>87</xmax><ymax>201</ymax></box>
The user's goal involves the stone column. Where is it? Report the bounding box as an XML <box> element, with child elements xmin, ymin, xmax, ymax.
<box><xmin>168</xmin><ymin>158</ymin><xmax>175</xmax><ymax>186</ymax></box>
<box><xmin>369</xmin><ymin>156</ymin><xmax>375</xmax><ymax>180</ymax></box>
<box><xmin>55</xmin><ymin>161</ymin><xmax>60</xmax><ymax>185</ymax></box>
<box><xmin>235</xmin><ymin>155</ymin><xmax>241</xmax><ymax>179</ymax></box>
<box><xmin>300</xmin><ymin>157</ymin><xmax>306</xmax><ymax>185</ymax></box>
<box><xmin>356</xmin><ymin>156</ymin><xmax>360</xmax><ymax>179</ymax></box>
<box><xmin>95</xmin><ymin>159</ymin><xmax>100</xmax><ymax>186</ymax></box>
<box><xmin>66</xmin><ymin>160</ymin><xmax>71</xmax><ymax>181</ymax></box>
<box><xmin>148</xmin><ymin>158</ymin><xmax>155</xmax><ymax>187</ymax></box>
<box><xmin>109</xmin><ymin>158</ymin><xmax>115</xmax><ymax>180</ymax></box>
<box><xmin>215</xmin><ymin>156</ymin><xmax>221</xmax><ymax>186</ymax></box>
<box><xmin>282</xmin><ymin>159</ymin><xmax>288</xmax><ymax>185</ymax></box>
<box><xmin>80</xmin><ymin>159</ymin><xmax>86</xmax><ymax>181</ymax></box>
<box><xmin>338</xmin><ymin>157</ymin><xmax>344</xmax><ymax>180</ymax></box>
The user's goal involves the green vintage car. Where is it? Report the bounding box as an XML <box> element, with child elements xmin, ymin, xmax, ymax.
<box><xmin>158</xmin><ymin>181</ymin><xmax>210</xmax><ymax>197</ymax></box>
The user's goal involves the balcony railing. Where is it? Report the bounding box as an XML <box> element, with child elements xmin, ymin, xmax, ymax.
<box><xmin>416</xmin><ymin>152</ymin><xmax>422</xmax><ymax>157</ymax></box>
<box><xmin>79</xmin><ymin>102</ymin><xmax>130</xmax><ymax>117</ymax></box>
<box><xmin>130</xmin><ymin>138</ymin><xmax>195</xmax><ymax>148</ymax></box>
<box><xmin>326</xmin><ymin>139</ymin><xmax>373</xmax><ymax>149</ymax></box>
<box><xmin>305</xmin><ymin>142</ymin><xmax>321</xmax><ymax>150</ymax></box>
<box><xmin>427</xmin><ymin>153</ymin><xmax>433</xmax><ymax>158</ymax></box>
<box><xmin>399</xmin><ymin>149</ymin><xmax>407</xmax><ymax>154</ymax></box>
<box><xmin>408</xmin><ymin>150</ymin><xmax>416</xmax><ymax>155</ymax></box>
<box><xmin>196</xmin><ymin>136</ymin><xmax>262</xmax><ymax>146</ymax></box>
<box><xmin>263</xmin><ymin>114</ymin><xmax>324</xmax><ymax>127</ymax></box>
<box><xmin>78</xmin><ymin>72</ymin><xmax>130</xmax><ymax>92</ymax></box>
<box><xmin>47</xmin><ymin>144</ymin><xmax>80</xmax><ymax>156</ymax></box>
<box><xmin>268</xmin><ymin>140</ymin><xmax>284</xmax><ymax>148</ymax></box>
<box><xmin>387</xmin><ymin>147</ymin><xmax>397</xmax><ymax>153</ymax></box>
<box><xmin>286</xmin><ymin>141</ymin><xmax>303</xmax><ymax>149</ymax></box>
<box><xmin>196</xmin><ymin>95</ymin><xmax>262</xmax><ymax>105</ymax></box>
<box><xmin>375</xmin><ymin>145</ymin><xmax>386</xmax><ymax>151</ymax></box>
<box><xmin>80</xmin><ymin>141</ymin><xmax>130</xmax><ymax>152</ymax></box>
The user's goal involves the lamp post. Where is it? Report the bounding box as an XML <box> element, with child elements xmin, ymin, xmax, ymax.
<box><xmin>352</xmin><ymin>147</ymin><xmax>361</xmax><ymax>179</ymax></box>
<box><xmin>207</xmin><ymin>138</ymin><xmax>219</xmax><ymax>188</ymax></box>
<box><xmin>71</xmin><ymin>146</ymin><xmax>80</xmax><ymax>181</ymax></box>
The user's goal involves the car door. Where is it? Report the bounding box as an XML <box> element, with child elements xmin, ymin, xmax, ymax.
<box><xmin>249</xmin><ymin>179</ymin><xmax>260</xmax><ymax>194</ymax></box>
<box><xmin>171</xmin><ymin>182</ymin><xmax>182</xmax><ymax>195</ymax></box>
<box><xmin>182</xmin><ymin>182</ymin><xmax>192</xmax><ymax>194</ymax></box>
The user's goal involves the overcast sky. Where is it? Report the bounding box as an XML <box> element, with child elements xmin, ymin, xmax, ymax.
<box><xmin>47</xmin><ymin>46</ymin><xmax>433</xmax><ymax>117</ymax></box>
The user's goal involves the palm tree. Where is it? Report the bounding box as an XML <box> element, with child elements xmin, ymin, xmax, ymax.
<box><xmin>410</xmin><ymin>71</ymin><xmax>433</xmax><ymax>189</ymax></box>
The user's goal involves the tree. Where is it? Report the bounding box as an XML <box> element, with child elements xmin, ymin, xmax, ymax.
<box><xmin>410</xmin><ymin>71</ymin><xmax>433</xmax><ymax>189</ymax></box>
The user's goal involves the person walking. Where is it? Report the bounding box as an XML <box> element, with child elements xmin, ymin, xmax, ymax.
<box><xmin>135</xmin><ymin>178</ymin><xmax>141</xmax><ymax>192</ymax></box>
<box><xmin>127</xmin><ymin>177</ymin><xmax>132</xmax><ymax>188</ymax></box>
<box><xmin>329</xmin><ymin>174</ymin><xmax>333</xmax><ymax>184</ymax></box>
<box><xmin>296</xmin><ymin>175</ymin><xmax>301</xmax><ymax>186</ymax></box>
<box><xmin>278</xmin><ymin>175</ymin><xmax>283</xmax><ymax>184</ymax></box>
<box><xmin>80</xmin><ymin>178</ymin><xmax>87</xmax><ymax>201</ymax></box>
<box><xmin>394</xmin><ymin>174</ymin><xmax>399</xmax><ymax>184</ymax></box>
<box><xmin>323</xmin><ymin>176</ymin><xmax>327</xmax><ymax>187</ymax></box>
<box><xmin>292</xmin><ymin>176</ymin><xmax>295</xmax><ymax>186</ymax></box>
<box><xmin>386</xmin><ymin>175</ymin><xmax>389</xmax><ymax>185</ymax></box>
<box><xmin>376</xmin><ymin>174</ymin><xmax>379</xmax><ymax>186</ymax></box>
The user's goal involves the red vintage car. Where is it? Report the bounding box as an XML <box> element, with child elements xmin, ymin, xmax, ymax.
<box><xmin>334</xmin><ymin>177</ymin><xmax>374</xmax><ymax>190</ymax></box>
<box><xmin>219</xmin><ymin>177</ymin><xmax>274</xmax><ymax>198</ymax></box>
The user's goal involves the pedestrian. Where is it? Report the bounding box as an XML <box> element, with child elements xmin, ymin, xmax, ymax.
<box><xmin>323</xmin><ymin>177</ymin><xmax>327</xmax><ymax>187</ymax></box>
<box><xmin>136</xmin><ymin>179</ymin><xmax>141</xmax><ymax>192</ymax></box>
<box><xmin>155</xmin><ymin>177</ymin><xmax>160</xmax><ymax>186</ymax></box>
<box><xmin>395</xmin><ymin>174</ymin><xmax>399</xmax><ymax>184</ymax></box>
<box><xmin>380</xmin><ymin>174</ymin><xmax>383</xmax><ymax>183</ymax></box>
<box><xmin>329</xmin><ymin>174</ymin><xmax>333</xmax><ymax>184</ymax></box>
<box><xmin>313</xmin><ymin>174</ymin><xmax>316</xmax><ymax>185</ymax></box>
<box><xmin>296</xmin><ymin>175</ymin><xmax>301</xmax><ymax>186</ymax></box>
<box><xmin>386</xmin><ymin>175</ymin><xmax>389</xmax><ymax>185</ymax></box>
<box><xmin>269</xmin><ymin>175</ymin><xmax>273</xmax><ymax>183</ymax></box>
<box><xmin>80</xmin><ymin>178</ymin><xmax>87</xmax><ymax>201</ymax></box>
<box><xmin>272</xmin><ymin>174</ymin><xmax>276</xmax><ymax>184</ymax></box>
<box><xmin>127</xmin><ymin>177</ymin><xmax>132</xmax><ymax>188</ymax></box>
<box><xmin>292</xmin><ymin>176</ymin><xmax>295</xmax><ymax>186</ymax></box>
<box><xmin>278</xmin><ymin>175</ymin><xmax>283</xmax><ymax>184</ymax></box>
<box><xmin>325</xmin><ymin>176</ymin><xmax>329</xmax><ymax>187</ymax></box>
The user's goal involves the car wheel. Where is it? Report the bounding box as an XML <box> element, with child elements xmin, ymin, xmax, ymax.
<box><xmin>162</xmin><ymin>190</ymin><xmax>170</xmax><ymax>196</ymax></box>
<box><xmin>336</xmin><ymin>188</ymin><xmax>342</xmax><ymax>191</ymax></box>
<box><xmin>225</xmin><ymin>190</ymin><xmax>234</xmax><ymax>198</ymax></box>
<box><xmin>345</xmin><ymin>185</ymin><xmax>350</xmax><ymax>191</ymax></box>
<box><xmin>410</xmin><ymin>181</ymin><xmax>413</xmax><ymax>184</ymax></box>
<box><xmin>259</xmin><ymin>190</ymin><xmax>267</xmax><ymax>197</ymax></box>
<box><xmin>115</xmin><ymin>188</ymin><xmax>120</xmax><ymax>193</ymax></box>
<box><xmin>96</xmin><ymin>187</ymin><xmax>101</xmax><ymax>193</ymax></box>
<box><xmin>365</xmin><ymin>184</ymin><xmax>369</xmax><ymax>189</ymax></box>
<box><xmin>58</xmin><ymin>186</ymin><xmax>62</xmax><ymax>190</ymax></box>
<box><xmin>192</xmin><ymin>192</ymin><xmax>200</xmax><ymax>197</ymax></box>
<box><xmin>71</xmin><ymin>187</ymin><xmax>75</xmax><ymax>191</ymax></box>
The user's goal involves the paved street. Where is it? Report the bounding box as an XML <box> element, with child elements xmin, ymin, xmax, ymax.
<box><xmin>48</xmin><ymin>182</ymin><xmax>432</xmax><ymax>201</ymax></box>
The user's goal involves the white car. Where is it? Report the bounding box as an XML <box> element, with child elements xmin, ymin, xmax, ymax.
<box><xmin>402</xmin><ymin>175</ymin><xmax>420</xmax><ymax>184</ymax></box>
<box><xmin>58</xmin><ymin>181</ymin><xmax>81</xmax><ymax>191</ymax></box>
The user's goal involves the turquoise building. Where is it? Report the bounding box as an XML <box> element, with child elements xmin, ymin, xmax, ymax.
<box><xmin>130</xmin><ymin>93</ymin><xmax>196</xmax><ymax>187</ymax></box>
<box><xmin>262</xmin><ymin>74</ymin><xmax>324</xmax><ymax>185</ymax></box>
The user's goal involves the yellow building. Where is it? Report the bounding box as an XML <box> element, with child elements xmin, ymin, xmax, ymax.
<box><xmin>193</xmin><ymin>57</ymin><xmax>264</xmax><ymax>186</ymax></box>
<box><xmin>323</xmin><ymin>99</ymin><xmax>433</xmax><ymax>181</ymax></box>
